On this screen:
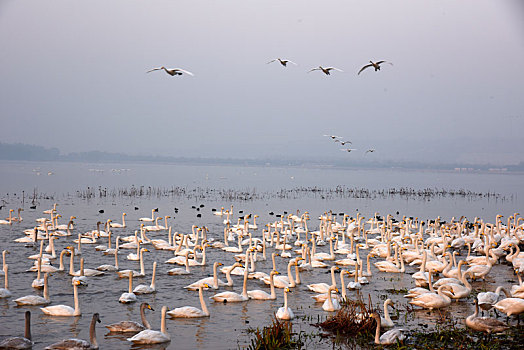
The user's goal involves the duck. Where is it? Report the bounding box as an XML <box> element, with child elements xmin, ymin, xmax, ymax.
<box><xmin>127</xmin><ymin>306</ymin><xmax>170</xmax><ymax>344</ymax></box>
<box><xmin>105</xmin><ymin>302</ymin><xmax>154</xmax><ymax>333</ymax></box>
<box><xmin>45</xmin><ymin>313</ymin><xmax>100</xmax><ymax>349</ymax></box>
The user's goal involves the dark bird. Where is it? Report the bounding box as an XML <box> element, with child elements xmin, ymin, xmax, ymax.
<box><xmin>267</xmin><ymin>58</ymin><xmax>297</xmax><ymax>67</ymax></box>
<box><xmin>309</xmin><ymin>66</ymin><xmax>343</xmax><ymax>75</ymax></box>
<box><xmin>98</xmin><ymin>209</ymin><xmax>104</xmax><ymax>214</ymax></box>
<box><xmin>365</xmin><ymin>149</ymin><xmax>376</xmax><ymax>154</ymax></box>
<box><xmin>147</xmin><ymin>67</ymin><xmax>194</xmax><ymax>76</ymax></box>
<box><xmin>358</xmin><ymin>60</ymin><xmax>392</xmax><ymax>75</ymax></box>
<box><xmin>340</xmin><ymin>148</ymin><xmax>357</xmax><ymax>153</ymax></box>
<box><xmin>335</xmin><ymin>139</ymin><xmax>352</xmax><ymax>146</ymax></box>
<box><xmin>323</xmin><ymin>135</ymin><xmax>342</xmax><ymax>140</ymax></box>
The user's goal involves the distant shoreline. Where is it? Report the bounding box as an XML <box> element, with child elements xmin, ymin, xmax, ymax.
<box><xmin>1</xmin><ymin>142</ymin><xmax>523</xmax><ymax>173</ymax></box>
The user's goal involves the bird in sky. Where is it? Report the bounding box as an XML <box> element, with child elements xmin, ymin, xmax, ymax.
<box><xmin>267</xmin><ymin>58</ymin><xmax>297</xmax><ymax>67</ymax></box>
<box><xmin>340</xmin><ymin>148</ymin><xmax>357</xmax><ymax>153</ymax></box>
<box><xmin>146</xmin><ymin>67</ymin><xmax>194</xmax><ymax>76</ymax></box>
<box><xmin>365</xmin><ymin>149</ymin><xmax>376</xmax><ymax>154</ymax></box>
<box><xmin>309</xmin><ymin>66</ymin><xmax>343</xmax><ymax>75</ymax></box>
<box><xmin>323</xmin><ymin>135</ymin><xmax>342</xmax><ymax>140</ymax></box>
<box><xmin>335</xmin><ymin>139</ymin><xmax>352</xmax><ymax>145</ymax></box>
<box><xmin>357</xmin><ymin>60</ymin><xmax>392</xmax><ymax>75</ymax></box>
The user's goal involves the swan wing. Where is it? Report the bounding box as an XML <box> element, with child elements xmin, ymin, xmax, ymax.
<box><xmin>146</xmin><ymin>67</ymin><xmax>163</xmax><ymax>73</ymax></box>
<box><xmin>105</xmin><ymin>321</ymin><xmax>144</xmax><ymax>333</ymax></box>
<box><xmin>167</xmin><ymin>306</ymin><xmax>204</xmax><ymax>318</ymax></box>
<box><xmin>357</xmin><ymin>64</ymin><xmax>372</xmax><ymax>75</ymax></box>
<box><xmin>175</xmin><ymin>68</ymin><xmax>194</xmax><ymax>76</ymax></box>
<box><xmin>45</xmin><ymin>338</ymin><xmax>91</xmax><ymax>349</ymax></box>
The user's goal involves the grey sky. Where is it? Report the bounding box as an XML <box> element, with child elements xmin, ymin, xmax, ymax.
<box><xmin>1</xmin><ymin>0</ymin><xmax>523</xmax><ymax>165</ymax></box>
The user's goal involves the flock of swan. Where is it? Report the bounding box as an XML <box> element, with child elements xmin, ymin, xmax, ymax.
<box><xmin>0</xmin><ymin>203</ymin><xmax>523</xmax><ymax>348</ymax></box>
<box><xmin>145</xmin><ymin>59</ymin><xmax>391</xmax><ymax>78</ymax></box>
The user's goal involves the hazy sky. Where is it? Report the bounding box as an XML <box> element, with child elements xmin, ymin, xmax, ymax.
<box><xmin>1</xmin><ymin>1</ymin><xmax>523</xmax><ymax>165</ymax></box>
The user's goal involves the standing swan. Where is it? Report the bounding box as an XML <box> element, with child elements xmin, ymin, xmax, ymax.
<box><xmin>45</xmin><ymin>313</ymin><xmax>100</xmax><ymax>349</ymax></box>
<box><xmin>276</xmin><ymin>288</ymin><xmax>294</xmax><ymax>320</ymax></box>
<box><xmin>105</xmin><ymin>303</ymin><xmax>154</xmax><ymax>333</ymax></box>
<box><xmin>168</xmin><ymin>284</ymin><xmax>210</xmax><ymax>318</ymax></box>
<box><xmin>41</xmin><ymin>280</ymin><xmax>82</xmax><ymax>316</ymax></box>
<box><xmin>0</xmin><ymin>310</ymin><xmax>33</xmax><ymax>349</ymax></box>
<box><xmin>127</xmin><ymin>306</ymin><xmax>171</xmax><ymax>344</ymax></box>
<box><xmin>466</xmin><ymin>299</ymin><xmax>509</xmax><ymax>334</ymax></box>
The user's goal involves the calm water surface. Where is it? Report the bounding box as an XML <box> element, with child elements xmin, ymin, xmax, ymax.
<box><xmin>0</xmin><ymin>161</ymin><xmax>522</xmax><ymax>349</ymax></box>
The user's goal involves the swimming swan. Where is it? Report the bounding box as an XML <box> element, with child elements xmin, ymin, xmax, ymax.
<box><xmin>45</xmin><ymin>313</ymin><xmax>100</xmax><ymax>349</ymax></box>
<box><xmin>106</xmin><ymin>303</ymin><xmax>153</xmax><ymax>333</ymax></box>
<box><xmin>168</xmin><ymin>284</ymin><xmax>210</xmax><ymax>318</ymax></box>
<box><xmin>127</xmin><ymin>306</ymin><xmax>170</xmax><ymax>344</ymax></box>
<box><xmin>41</xmin><ymin>280</ymin><xmax>82</xmax><ymax>316</ymax></box>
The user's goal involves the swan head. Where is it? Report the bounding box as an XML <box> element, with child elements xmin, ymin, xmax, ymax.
<box><xmin>143</xmin><ymin>303</ymin><xmax>154</xmax><ymax>311</ymax></box>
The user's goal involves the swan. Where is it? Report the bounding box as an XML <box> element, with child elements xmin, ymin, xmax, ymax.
<box><xmin>322</xmin><ymin>285</ymin><xmax>341</xmax><ymax>312</ymax></box>
<box><xmin>45</xmin><ymin>313</ymin><xmax>100</xmax><ymax>350</ymax></box>
<box><xmin>0</xmin><ymin>264</ymin><xmax>12</xmax><ymax>298</ymax></box>
<box><xmin>267</xmin><ymin>58</ymin><xmax>297</xmax><ymax>67</ymax></box>
<box><xmin>357</xmin><ymin>60</ymin><xmax>392</xmax><ymax>75</ymax></box>
<box><xmin>308</xmin><ymin>66</ymin><xmax>343</xmax><ymax>75</ymax></box>
<box><xmin>15</xmin><ymin>272</ymin><xmax>50</xmax><ymax>306</ymax></box>
<box><xmin>370</xmin><ymin>312</ymin><xmax>406</xmax><ymax>345</ymax></box>
<box><xmin>167</xmin><ymin>251</ymin><xmax>192</xmax><ymax>275</ymax></box>
<box><xmin>168</xmin><ymin>284</ymin><xmax>210</xmax><ymax>318</ymax></box>
<box><xmin>409</xmin><ymin>285</ymin><xmax>454</xmax><ymax>310</ymax></box>
<box><xmin>307</xmin><ymin>266</ymin><xmax>339</xmax><ymax>293</ymax></box>
<box><xmin>185</xmin><ymin>262</ymin><xmax>236</xmax><ymax>290</ymax></box>
<box><xmin>477</xmin><ymin>286</ymin><xmax>509</xmax><ymax>312</ymax></box>
<box><xmin>119</xmin><ymin>271</ymin><xmax>138</xmax><ymax>303</ymax></box>
<box><xmin>493</xmin><ymin>296</ymin><xmax>524</xmax><ymax>317</ymax></box>
<box><xmin>41</xmin><ymin>280</ymin><xmax>82</xmax><ymax>316</ymax></box>
<box><xmin>127</xmin><ymin>305</ymin><xmax>170</xmax><ymax>344</ymax></box>
<box><xmin>248</xmin><ymin>270</ymin><xmax>278</xmax><ymax>300</ymax></box>
<box><xmin>106</xmin><ymin>302</ymin><xmax>154</xmax><ymax>333</ymax></box>
<box><xmin>211</xmin><ymin>253</ymin><xmax>249</xmax><ymax>302</ymax></box>
<box><xmin>264</xmin><ymin>259</ymin><xmax>298</xmax><ymax>289</ymax></box>
<box><xmin>138</xmin><ymin>209</ymin><xmax>157</xmax><ymax>222</ymax></box>
<box><xmin>380</xmin><ymin>299</ymin><xmax>395</xmax><ymax>328</ymax></box>
<box><xmin>117</xmin><ymin>248</ymin><xmax>147</xmax><ymax>278</ymax></box>
<box><xmin>96</xmin><ymin>248</ymin><xmax>119</xmax><ymax>271</ymax></box>
<box><xmin>133</xmin><ymin>261</ymin><xmax>157</xmax><ymax>294</ymax></box>
<box><xmin>466</xmin><ymin>299</ymin><xmax>509</xmax><ymax>334</ymax></box>
<box><xmin>446</xmin><ymin>271</ymin><xmax>473</xmax><ymax>300</ymax></box>
<box><xmin>276</xmin><ymin>288</ymin><xmax>294</xmax><ymax>320</ymax></box>
<box><xmin>147</xmin><ymin>66</ymin><xmax>194</xmax><ymax>76</ymax></box>
<box><xmin>0</xmin><ymin>310</ymin><xmax>33</xmax><ymax>349</ymax></box>
<box><xmin>110</xmin><ymin>213</ymin><xmax>126</xmax><ymax>228</ymax></box>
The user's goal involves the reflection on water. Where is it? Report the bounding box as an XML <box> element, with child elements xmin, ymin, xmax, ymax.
<box><xmin>0</xmin><ymin>162</ymin><xmax>523</xmax><ymax>349</ymax></box>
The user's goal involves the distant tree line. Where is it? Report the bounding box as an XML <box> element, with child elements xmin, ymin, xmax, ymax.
<box><xmin>1</xmin><ymin>142</ymin><xmax>523</xmax><ymax>172</ymax></box>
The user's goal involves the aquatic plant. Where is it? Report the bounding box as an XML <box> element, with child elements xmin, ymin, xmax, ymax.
<box><xmin>246</xmin><ymin>317</ymin><xmax>305</xmax><ymax>350</ymax></box>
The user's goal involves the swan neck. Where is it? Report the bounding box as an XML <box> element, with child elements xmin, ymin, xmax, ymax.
<box><xmin>73</xmin><ymin>284</ymin><xmax>81</xmax><ymax>316</ymax></box>
<box><xmin>150</xmin><ymin>262</ymin><xmax>157</xmax><ymax>289</ymax></box>
<box><xmin>199</xmin><ymin>286</ymin><xmax>209</xmax><ymax>316</ymax></box>
<box><xmin>270</xmin><ymin>272</ymin><xmax>276</xmax><ymax>298</ymax></box>
<box><xmin>160</xmin><ymin>306</ymin><xmax>167</xmax><ymax>335</ymax></box>
<box><xmin>43</xmin><ymin>274</ymin><xmax>49</xmax><ymax>299</ymax></box>
<box><xmin>25</xmin><ymin>311</ymin><xmax>31</xmax><ymax>340</ymax></box>
<box><xmin>89</xmin><ymin>315</ymin><xmax>98</xmax><ymax>348</ymax></box>
<box><xmin>374</xmin><ymin>316</ymin><xmax>381</xmax><ymax>344</ymax></box>
<box><xmin>141</xmin><ymin>304</ymin><xmax>152</xmax><ymax>329</ymax></box>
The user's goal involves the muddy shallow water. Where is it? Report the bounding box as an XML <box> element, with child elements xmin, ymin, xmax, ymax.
<box><xmin>0</xmin><ymin>162</ymin><xmax>522</xmax><ymax>349</ymax></box>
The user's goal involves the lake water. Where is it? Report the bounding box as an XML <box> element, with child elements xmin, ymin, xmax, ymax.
<box><xmin>0</xmin><ymin>161</ymin><xmax>522</xmax><ymax>349</ymax></box>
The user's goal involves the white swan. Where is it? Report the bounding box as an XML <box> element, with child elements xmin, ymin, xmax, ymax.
<box><xmin>211</xmin><ymin>254</ymin><xmax>249</xmax><ymax>302</ymax></box>
<box><xmin>127</xmin><ymin>305</ymin><xmax>170</xmax><ymax>344</ymax></box>
<box><xmin>409</xmin><ymin>285</ymin><xmax>454</xmax><ymax>310</ymax></box>
<box><xmin>119</xmin><ymin>271</ymin><xmax>137</xmax><ymax>303</ymax></box>
<box><xmin>45</xmin><ymin>313</ymin><xmax>100</xmax><ymax>349</ymax></box>
<box><xmin>0</xmin><ymin>264</ymin><xmax>12</xmax><ymax>298</ymax></box>
<box><xmin>41</xmin><ymin>280</ymin><xmax>82</xmax><ymax>316</ymax></box>
<box><xmin>133</xmin><ymin>261</ymin><xmax>157</xmax><ymax>294</ymax></box>
<box><xmin>110</xmin><ymin>213</ymin><xmax>127</xmax><ymax>228</ymax></box>
<box><xmin>276</xmin><ymin>288</ymin><xmax>294</xmax><ymax>320</ymax></box>
<box><xmin>15</xmin><ymin>272</ymin><xmax>50</xmax><ymax>306</ymax></box>
<box><xmin>106</xmin><ymin>302</ymin><xmax>153</xmax><ymax>333</ymax></box>
<box><xmin>185</xmin><ymin>262</ymin><xmax>237</xmax><ymax>290</ymax></box>
<box><xmin>117</xmin><ymin>248</ymin><xmax>148</xmax><ymax>278</ymax></box>
<box><xmin>322</xmin><ymin>285</ymin><xmax>341</xmax><ymax>312</ymax></box>
<box><xmin>357</xmin><ymin>60</ymin><xmax>392</xmax><ymax>75</ymax></box>
<box><xmin>307</xmin><ymin>266</ymin><xmax>338</xmax><ymax>293</ymax></box>
<box><xmin>248</xmin><ymin>270</ymin><xmax>279</xmax><ymax>300</ymax></box>
<box><xmin>380</xmin><ymin>299</ymin><xmax>395</xmax><ymax>328</ymax></box>
<box><xmin>267</xmin><ymin>58</ymin><xmax>297</xmax><ymax>67</ymax></box>
<box><xmin>168</xmin><ymin>284</ymin><xmax>210</xmax><ymax>318</ymax></box>
<box><xmin>138</xmin><ymin>209</ymin><xmax>157</xmax><ymax>222</ymax></box>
